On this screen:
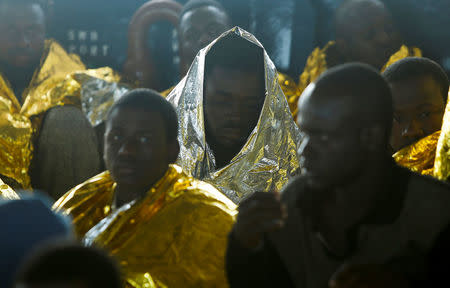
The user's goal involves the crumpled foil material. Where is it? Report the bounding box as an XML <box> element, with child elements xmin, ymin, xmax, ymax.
<box><xmin>434</xmin><ymin>92</ymin><xmax>450</xmax><ymax>180</ymax></box>
<box><xmin>288</xmin><ymin>41</ymin><xmax>422</xmax><ymax>119</ymax></box>
<box><xmin>54</xmin><ymin>164</ymin><xmax>236</xmax><ymax>288</ymax></box>
<box><xmin>0</xmin><ymin>40</ymin><xmax>89</xmax><ymax>188</ymax></box>
<box><xmin>166</xmin><ymin>27</ymin><xmax>301</xmax><ymax>203</ymax></box>
<box><xmin>0</xmin><ymin>178</ymin><xmax>20</xmax><ymax>200</ymax></box>
<box><xmin>393</xmin><ymin>130</ymin><xmax>441</xmax><ymax>176</ymax></box>
<box><xmin>71</xmin><ymin>69</ymin><xmax>125</xmax><ymax>127</ymax></box>
<box><xmin>0</xmin><ymin>40</ymin><xmax>119</xmax><ymax>188</ymax></box>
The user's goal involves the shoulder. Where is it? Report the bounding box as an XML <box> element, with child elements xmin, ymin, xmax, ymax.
<box><xmin>52</xmin><ymin>171</ymin><xmax>114</xmax><ymax>212</ymax></box>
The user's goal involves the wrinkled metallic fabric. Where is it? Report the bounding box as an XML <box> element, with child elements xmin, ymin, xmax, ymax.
<box><xmin>288</xmin><ymin>41</ymin><xmax>423</xmax><ymax>119</ymax></box>
<box><xmin>166</xmin><ymin>27</ymin><xmax>301</xmax><ymax>203</ymax></box>
<box><xmin>434</xmin><ymin>92</ymin><xmax>450</xmax><ymax>180</ymax></box>
<box><xmin>0</xmin><ymin>40</ymin><xmax>118</xmax><ymax>188</ymax></box>
<box><xmin>0</xmin><ymin>178</ymin><xmax>20</xmax><ymax>200</ymax></box>
<box><xmin>53</xmin><ymin>171</ymin><xmax>115</xmax><ymax>237</ymax></box>
<box><xmin>393</xmin><ymin>131</ymin><xmax>440</xmax><ymax>176</ymax></box>
<box><xmin>54</xmin><ymin>165</ymin><xmax>236</xmax><ymax>288</ymax></box>
<box><xmin>278</xmin><ymin>72</ymin><xmax>301</xmax><ymax>118</ymax></box>
<box><xmin>0</xmin><ymin>40</ymin><xmax>84</xmax><ymax>188</ymax></box>
<box><xmin>71</xmin><ymin>69</ymin><xmax>124</xmax><ymax>127</ymax></box>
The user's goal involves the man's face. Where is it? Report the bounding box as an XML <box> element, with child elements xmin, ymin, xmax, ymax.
<box><xmin>297</xmin><ymin>86</ymin><xmax>366</xmax><ymax>190</ymax></box>
<box><xmin>338</xmin><ymin>2</ymin><xmax>401</xmax><ymax>69</ymax></box>
<box><xmin>0</xmin><ymin>2</ymin><xmax>46</xmax><ymax>69</ymax></box>
<box><xmin>104</xmin><ymin>107</ymin><xmax>171</xmax><ymax>190</ymax></box>
<box><xmin>390</xmin><ymin>76</ymin><xmax>445</xmax><ymax>151</ymax></box>
<box><xmin>204</xmin><ymin>67</ymin><xmax>265</xmax><ymax>149</ymax></box>
<box><xmin>178</xmin><ymin>6</ymin><xmax>231</xmax><ymax>75</ymax></box>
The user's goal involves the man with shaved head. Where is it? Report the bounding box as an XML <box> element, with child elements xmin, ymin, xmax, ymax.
<box><xmin>226</xmin><ymin>63</ymin><xmax>450</xmax><ymax>287</ymax></box>
<box><xmin>287</xmin><ymin>0</ymin><xmax>421</xmax><ymax>119</ymax></box>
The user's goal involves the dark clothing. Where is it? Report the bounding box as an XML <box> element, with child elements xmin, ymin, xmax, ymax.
<box><xmin>226</xmin><ymin>164</ymin><xmax>450</xmax><ymax>288</ymax></box>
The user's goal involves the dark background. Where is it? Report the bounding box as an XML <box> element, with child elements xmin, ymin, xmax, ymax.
<box><xmin>45</xmin><ymin>0</ymin><xmax>450</xmax><ymax>90</ymax></box>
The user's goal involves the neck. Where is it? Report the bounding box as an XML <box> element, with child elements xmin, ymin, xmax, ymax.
<box><xmin>113</xmin><ymin>167</ymin><xmax>169</xmax><ymax>208</ymax></box>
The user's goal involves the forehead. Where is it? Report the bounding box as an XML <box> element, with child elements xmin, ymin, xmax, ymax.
<box><xmin>107</xmin><ymin>106</ymin><xmax>165</xmax><ymax>132</ymax></box>
<box><xmin>205</xmin><ymin>66</ymin><xmax>264</xmax><ymax>99</ymax></box>
<box><xmin>391</xmin><ymin>76</ymin><xmax>444</xmax><ymax>109</ymax></box>
<box><xmin>298</xmin><ymin>88</ymin><xmax>356</xmax><ymax>131</ymax></box>
<box><xmin>179</xmin><ymin>6</ymin><xmax>228</xmax><ymax>31</ymax></box>
<box><xmin>0</xmin><ymin>3</ymin><xmax>45</xmax><ymax>26</ymax></box>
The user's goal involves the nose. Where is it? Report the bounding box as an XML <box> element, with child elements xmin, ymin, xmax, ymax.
<box><xmin>118</xmin><ymin>138</ymin><xmax>137</xmax><ymax>157</ymax></box>
<box><xmin>401</xmin><ymin>120</ymin><xmax>425</xmax><ymax>139</ymax></box>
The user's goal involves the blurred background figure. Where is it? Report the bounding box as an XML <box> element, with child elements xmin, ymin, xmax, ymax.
<box><xmin>14</xmin><ymin>242</ymin><xmax>122</xmax><ymax>288</ymax></box>
<box><xmin>0</xmin><ymin>196</ymin><xmax>73</xmax><ymax>288</ymax></box>
<box><xmin>0</xmin><ymin>0</ymin><xmax>104</xmax><ymax>200</ymax></box>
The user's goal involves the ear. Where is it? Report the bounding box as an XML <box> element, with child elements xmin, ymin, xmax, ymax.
<box><xmin>360</xmin><ymin>124</ymin><xmax>385</xmax><ymax>152</ymax></box>
<box><xmin>168</xmin><ymin>140</ymin><xmax>180</xmax><ymax>164</ymax></box>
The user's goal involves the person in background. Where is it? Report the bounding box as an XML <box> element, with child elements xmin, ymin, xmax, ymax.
<box><xmin>14</xmin><ymin>242</ymin><xmax>122</xmax><ymax>288</ymax></box>
<box><xmin>0</xmin><ymin>0</ymin><xmax>115</xmax><ymax>199</ymax></box>
<box><xmin>226</xmin><ymin>63</ymin><xmax>450</xmax><ymax>288</ymax></box>
<box><xmin>54</xmin><ymin>89</ymin><xmax>236</xmax><ymax>288</ymax></box>
<box><xmin>286</xmin><ymin>0</ymin><xmax>421</xmax><ymax>119</ymax></box>
<box><xmin>166</xmin><ymin>27</ymin><xmax>301</xmax><ymax>203</ymax></box>
<box><xmin>383</xmin><ymin>57</ymin><xmax>449</xmax><ymax>177</ymax></box>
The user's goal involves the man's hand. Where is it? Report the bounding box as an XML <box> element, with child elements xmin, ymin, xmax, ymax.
<box><xmin>233</xmin><ymin>192</ymin><xmax>287</xmax><ymax>250</ymax></box>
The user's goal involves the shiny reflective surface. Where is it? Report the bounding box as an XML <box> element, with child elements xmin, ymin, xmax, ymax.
<box><xmin>54</xmin><ymin>165</ymin><xmax>236</xmax><ymax>288</ymax></box>
<box><xmin>393</xmin><ymin>130</ymin><xmax>440</xmax><ymax>176</ymax></box>
<box><xmin>0</xmin><ymin>178</ymin><xmax>19</xmax><ymax>200</ymax></box>
<box><xmin>0</xmin><ymin>40</ymin><xmax>85</xmax><ymax>188</ymax></box>
<box><xmin>167</xmin><ymin>27</ymin><xmax>301</xmax><ymax>203</ymax></box>
<box><xmin>434</xmin><ymin>93</ymin><xmax>450</xmax><ymax>180</ymax></box>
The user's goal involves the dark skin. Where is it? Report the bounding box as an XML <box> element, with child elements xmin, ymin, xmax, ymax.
<box><xmin>335</xmin><ymin>0</ymin><xmax>401</xmax><ymax>70</ymax></box>
<box><xmin>390</xmin><ymin>76</ymin><xmax>445</xmax><ymax>152</ymax></box>
<box><xmin>204</xmin><ymin>66</ymin><xmax>265</xmax><ymax>169</ymax></box>
<box><xmin>234</xmin><ymin>84</ymin><xmax>391</xmax><ymax>257</ymax></box>
<box><xmin>178</xmin><ymin>6</ymin><xmax>231</xmax><ymax>76</ymax></box>
<box><xmin>0</xmin><ymin>2</ymin><xmax>46</xmax><ymax>100</ymax></box>
<box><xmin>104</xmin><ymin>106</ymin><xmax>179</xmax><ymax>208</ymax></box>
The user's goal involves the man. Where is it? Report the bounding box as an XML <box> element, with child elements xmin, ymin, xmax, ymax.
<box><xmin>54</xmin><ymin>89</ymin><xmax>236</xmax><ymax>288</ymax></box>
<box><xmin>383</xmin><ymin>57</ymin><xmax>449</xmax><ymax>176</ymax></box>
<box><xmin>287</xmin><ymin>0</ymin><xmax>421</xmax><ymax>118</ymax></box>
<box><xmin>14</xmin><ymin>243</ymin><xmax>121</xmax><ymax>288</ymax></box>
<box><xmin>226</xmin><ymin>63</ymin><xmax>450</xmax><ymax>287</ymax></box>
<box><xmin>0</xmin><ymin>0</ymin><xmax>113</xmax><ymax>199</ymax></box>
<box><xmin>166</xmin><ymin>27</ymin><xmax>301</xmax><ymax>203</ymax></box>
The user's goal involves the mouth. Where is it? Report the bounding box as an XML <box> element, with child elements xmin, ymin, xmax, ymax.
<box><xmin>114</xmin><ymin>162</ymin><xmax>138</xmax><ymax>178</ymax></box>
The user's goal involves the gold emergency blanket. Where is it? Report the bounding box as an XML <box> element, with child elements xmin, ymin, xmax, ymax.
<box><xmin>393</xmin><ymin>131</ymin><xmax>440</xmax><ymax>176</ymax></box>
<box><xmin>287</xmin><ymin>41</ymin><xmax>422</xmax><ymax>119</ymax></box>
<box><xmin>0</xmin><ymin>39</ymin><xmax>118</xmax><ymax>188</ymax></box>
<box><xmin>54</xmin><ymin>164</ymin><xmax>236</xmax><ymax>288</ymax></box>
<box><xmin>0</xmin><ymin>178</ymin><xmax>20</xmax><ymax>200</ymax></box>
<box><xmin>166</xmin><ymin>27</ymin><xmax>301</xmax><ymax>203</ymax></box>
<box><xmin>434</xmin><ymin>91</ymin><xmax>450</xmax><ymax>180</ymax></box>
